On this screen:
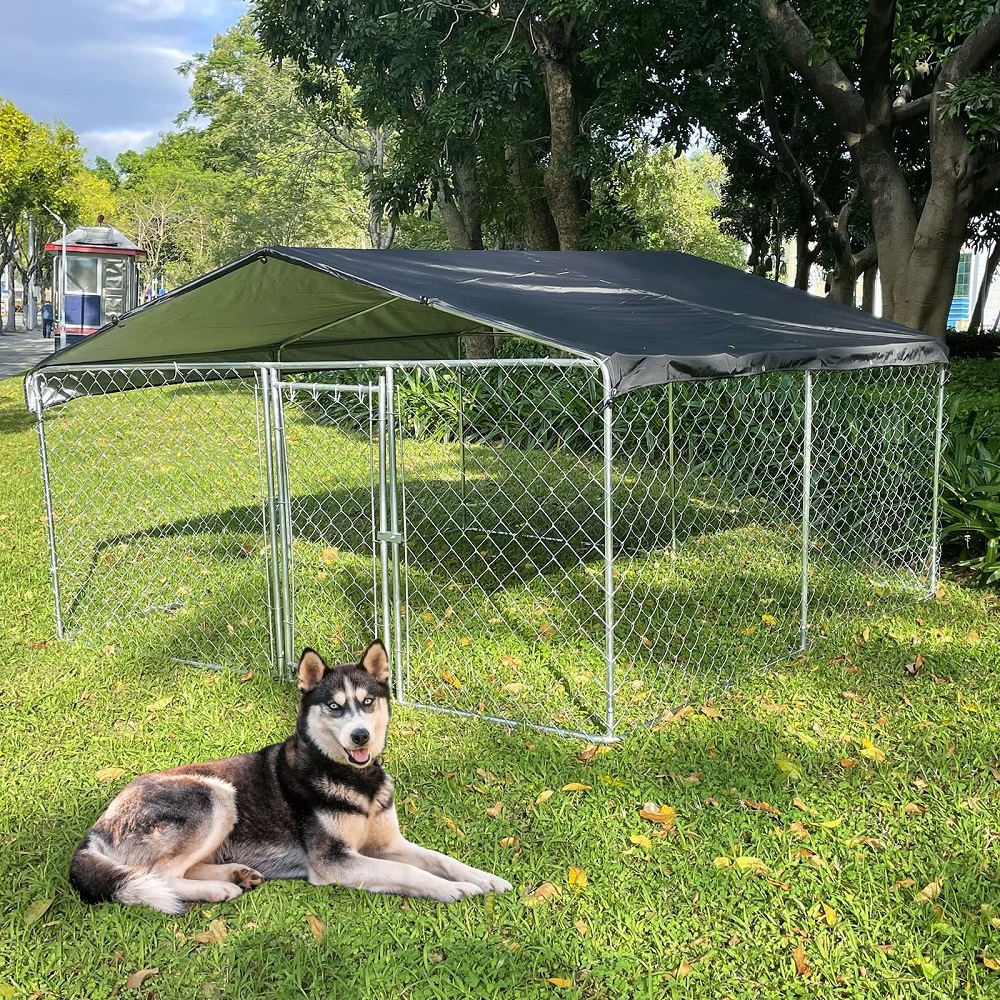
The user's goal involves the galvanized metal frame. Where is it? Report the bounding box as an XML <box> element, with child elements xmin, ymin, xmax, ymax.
<box><xmin>26</xmin><ymin>358</ymin><xmax>946</xmax><ymax>741</ymax></box>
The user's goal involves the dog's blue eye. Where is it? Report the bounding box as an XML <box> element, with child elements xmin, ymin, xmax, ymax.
<box><xmin>327</xmin><ymin>703</ymin><xmax>344</xmax><ymax>715</ymax></box>
<box><xmin>362</xmin><ymin>697</ymin><xmax>374</xmax><ymax>708</ymax></box>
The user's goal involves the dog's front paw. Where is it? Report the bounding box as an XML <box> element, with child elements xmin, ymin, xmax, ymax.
<box><xmin>435</xmin><ymin>880</ymin><xmax>484</xmax><ymax>903</ymax></box>
<box><xmin>477</xmin><ymin>872</ymin><xmax>513</xmax><ymax>894</ymax></box>
<box><xmin>461</xmin><ymin>868</ymin><xmax>513</xmax><ymax>894</ymax></box>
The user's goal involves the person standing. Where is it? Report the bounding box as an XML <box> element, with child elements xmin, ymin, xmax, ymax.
<box><xmin>41</xmin><ymin>300</ymin><xmax>54</xmax><ymax>338</ymax></box>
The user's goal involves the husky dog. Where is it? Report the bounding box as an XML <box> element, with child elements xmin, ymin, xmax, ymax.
<box><xmin>69</xmin><ymin>641</ymin><xmax>512</xmax><ymax>914</ymax></box>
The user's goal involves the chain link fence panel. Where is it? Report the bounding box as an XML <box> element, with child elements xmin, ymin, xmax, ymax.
<box><xmin>32</xmin><ymin>367</ymin><xmax>274</xmax><ymax>670</ymax></box>
<box><xmin>30</xmin><ymin>358</ymin><xmax>944</xmax><ymax>739</ymax></box>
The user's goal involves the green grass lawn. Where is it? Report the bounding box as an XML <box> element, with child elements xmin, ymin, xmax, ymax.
<box><xmin>4</xmin><ymin>369</ymin><xmax>1000</xmax><ymax>998</ymax></box>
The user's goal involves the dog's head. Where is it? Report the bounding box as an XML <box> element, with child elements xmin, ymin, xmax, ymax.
<box><xmin>296</xmin><ymin>641</ymin><xmax>391</xmax><ymax>769</ymax></box>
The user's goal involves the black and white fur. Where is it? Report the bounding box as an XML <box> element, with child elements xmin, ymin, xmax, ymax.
<box><xmin>69</xmin><ymin>641</ymin><xmax>512</xmax><ymax>914</ymax></box>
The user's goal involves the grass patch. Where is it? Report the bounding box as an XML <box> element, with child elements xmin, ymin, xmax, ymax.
<box><xmin>4</xmin><ymin>371</ymin><xmax>1000</xmax><ymax>997</ymax></box>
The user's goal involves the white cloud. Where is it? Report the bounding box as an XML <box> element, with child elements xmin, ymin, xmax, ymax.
<box><xmin>80</xmin><ymin>127</ymin><xmax>161</xmax><ymax>159</ymax></box>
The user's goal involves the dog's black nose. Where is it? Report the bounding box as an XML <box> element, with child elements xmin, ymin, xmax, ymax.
<box><xmin>351</xmin><ymin>728</ymin><xmax>370</xmax><ymax>747</ymax></box>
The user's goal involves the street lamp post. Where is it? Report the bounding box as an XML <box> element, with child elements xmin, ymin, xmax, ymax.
<box><xmin>42</xmin><ymin>205</ymin><xmax>67</xmax><ymax>351</ymax></box>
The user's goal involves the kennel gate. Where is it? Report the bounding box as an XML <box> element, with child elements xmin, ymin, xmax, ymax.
<box><xmin>28</xmin><ymin>358</ymin><xmax>945</xmax><ymax>741</ymax></box>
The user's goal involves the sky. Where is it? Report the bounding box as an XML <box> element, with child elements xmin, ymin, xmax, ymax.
<box><xmin>3</xmin><ymin>0</ymin><xmax>246</xmax><ymax>162</ymax></box>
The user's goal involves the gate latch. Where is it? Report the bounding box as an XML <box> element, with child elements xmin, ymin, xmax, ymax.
<box><xmin>377</xmin><ymin>530</ymin><xmax>404</xmax><ymax>544</ymax></box>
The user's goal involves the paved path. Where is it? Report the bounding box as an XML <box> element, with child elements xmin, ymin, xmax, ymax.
<box><xmin>0</xmin><ymin>328</ymin><xmax>59</xmax><ymax>379</ymax></box>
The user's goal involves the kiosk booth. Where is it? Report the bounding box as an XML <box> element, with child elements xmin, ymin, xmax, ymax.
<box><xmin>46</xmin><ymin>220</ymin><xmax>146</xmax><ymax>347</ymax></box>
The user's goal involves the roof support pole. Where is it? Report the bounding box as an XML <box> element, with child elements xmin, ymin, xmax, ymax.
<box><xmin>275</xmin><ymin>298</ymin><xmax>398</xmax><ymax>360</ymax></box>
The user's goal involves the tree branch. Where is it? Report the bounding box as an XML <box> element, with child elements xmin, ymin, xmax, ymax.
<box><xmin>756</xmin><ymin>54</ymin><xmax>850</xmax><ymax>261</ymax></box>
<box><xmin>890</xmin><ymin>92</ymin><xmax>932</xmax><ymax>126</ymax></box>
<box><xmin>755</xmin><ymin>0</ymin><xmax>866</xmax><ymax>135</ymax></box>
<box><xmin>939</xmin><ymin>12</ymin><xmax>1000</xmax><ymax>85</ymax></box>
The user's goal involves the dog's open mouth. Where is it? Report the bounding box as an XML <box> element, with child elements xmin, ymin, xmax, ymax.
<box><xmin>347</xmin><ymin>748</ymin><xmax>371</xmax><ymax>766</ymax></box>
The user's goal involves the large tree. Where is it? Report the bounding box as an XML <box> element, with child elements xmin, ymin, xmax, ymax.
<box><xmin>749</xmin><ymin>0</ymin><xmax>1000</xmax><ymax>332</ymax></box>
<box><xmin>252</xmin><ymin>0</ymin><xmax>672</xmax><ymax>251</ymax></box>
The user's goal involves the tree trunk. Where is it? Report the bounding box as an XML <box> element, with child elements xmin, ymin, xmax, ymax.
<box><xmin>3</xmin><ymin>261</ymin><xmax>15</xmax><ymax>331</ymax></box>
<box><xmin>968</xmin><ymin>242</ymin><xmax>1000</xmax><ymax>334</ymax></box>
<box><xmin>861</xmin><ymin>264</ymin><xmax>878</xmax><ymax>314</ymax></box>
<box><xmin>437</xmin><ymin>157</ymin><xmax>484</xmax><ymax>251</ymax></box>
<box><xmin>505</xmin><ymin>144</ymin><xmax>560</xmax><ymax>250</ymax></box>
<box><xmin>537</xmin><ymin>20</ymin><xmax>584</xmax><ymax>250</ymax></box>
<box><xmin>829</xmin><ymin>260</ymin><xmax>857</xmax><ymax>306</ymax></box>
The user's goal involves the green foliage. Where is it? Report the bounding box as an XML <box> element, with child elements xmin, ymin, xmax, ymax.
<box><xmin>940</xmin><ymin>408</ymin><xmax>1000</xmax><ymax>585</ymax></box>
<box><xmin>620</xmin><ymin>147</ymin><xmax>746</xmax><ymax>267</ymax></box>
<box><xmin>102</xmin><ymin>19</ymin><xmax>369</xmax><ymax>287</ymax></box>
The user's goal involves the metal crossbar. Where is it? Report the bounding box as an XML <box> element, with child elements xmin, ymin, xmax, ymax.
<box><xmin>26</xmin><ymin>358</ymin><xmax>946</xmax><ymax>739</ymax></box>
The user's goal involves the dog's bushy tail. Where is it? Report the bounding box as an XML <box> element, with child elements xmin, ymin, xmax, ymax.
<box><xmin>69</xmin><ymin>837</ymin><xmax>185</xmax><ymax>915</ymax></box>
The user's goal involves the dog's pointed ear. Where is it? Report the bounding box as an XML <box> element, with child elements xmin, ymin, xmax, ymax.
<box><xmin>360</xmin><ymin>639</ymin><xmax>390</xmax><ymax>684</ymax></box>
<box><xmin>297</xmin><ymin>648</ymin><xmax>327</xmax><ymax>692</ymax></box>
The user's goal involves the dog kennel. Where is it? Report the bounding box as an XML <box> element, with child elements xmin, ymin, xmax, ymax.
<box><xmin>25</xmin><ymin>249</ymin><xmax>948</xmax><ymax>740</ymax></box>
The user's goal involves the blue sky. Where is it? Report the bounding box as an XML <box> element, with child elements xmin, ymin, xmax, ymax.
<box><xmin>3</xmin><ymin>0</ymin><xmax>246</xmax><ymax>162</ymax></box>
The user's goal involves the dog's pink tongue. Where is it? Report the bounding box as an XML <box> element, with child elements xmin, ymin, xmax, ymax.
<box><xmin>350</xmin><ymin>748</ymin><xmax>370</xmax><ymax>764</ymax></box>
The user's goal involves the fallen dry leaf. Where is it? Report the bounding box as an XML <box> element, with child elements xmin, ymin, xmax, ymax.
<box><xmin>839</xmin><ymin>759</ymin><xmax>859</xmax><ymax>769</ymax></box>
<box><xmin>546</xmin><ymin>977</ymin><xmax>572</xmax><ymax>988</ymax></box>
<box><xmin>663</xmin><ymin>961</ymin><xmax>694</xmax><ymax>979</ymax></box>
<box><xmin>95</xmin><ymin>767</ymin><xmax>126</xmax><ymax>784</ymax></box>
<box><xmin>639</xmin><ymin>803</ymin><xmax>677</xmax><ymax>828</ymax></box>
<box><xmin>568</xmin><ymin>866</ymin><xmax>588</xmax><ymax>888</ymax></box>
<box><xmin>892</xmin><ymin>878</ymin><xmax>916</xmax><ymax>890</ymax></box>
<box><xmin>574</xmin><ymin>919</ymin><xmax>589</xmax><ymax>937</ymax></box>
<box><xmin>788</xmin><ymin>821</ymin><xmax>809</xmax><ymax>839</ymax></box>
<box><xmin>915</xmin><ymin>881</ymin><xmax>941</xmax><ymax>903</ymax></box>
<box><xmin>499</xmin><ymin>835</ymin><xmax>520</xmax><ymax>849</ymax></box>
<box><xmin>194</xmin><ymin>919</ymin><xmax>228</xmax><ymax>945</ymax></box>
<box><xmin>734</xmin><ymin>856</ymin><xmax>770</xmax><ymax>874</ymax></box>
<box><xmin>22</xmin><ymin>899</ymin><xmax>52</xmax><ymax>925</ymax></box>
<box><xmin>306</xmin><ymin>915</ymin><xmax>326</xmax><ymax>940</ymax></box>
<box><xmin>124</xmin><ymin>968</ymin><xmax>159</xmax><ymax>990</ymax></box>
<box><xmin>523</xmin><ymin>882</ymin><xmax>560</xmax><ymax>905</ymax></box>
<box><xmin>561</xmin><ymin>782</ymin><xmax>591</xmax><ymax>792</ymax></box>
<box><xmin>904</xmin><ymin>801</ymin><xmax>928</xmax><ymax>815</ymax></box>
<box><xmin>792</xmin><ymin>942</ymin><xmax>811</xmax><ymax>977</ymax></box>
<box><xmin>742</xmin><ymin>799</ymin><xmax>781</xmax><ymax>816</ymax></box>
<box><xmin>239</xmin><ymin>669</ymin><xmax>254</xmax><ymax>682</ymax></box>
<box><xmin>982</xmin><ymin>956</ymin><xmax>1000</xmax><ymax>972</ymax></box>
<box><xmin>577</xmin><ymin>745</ymin><xmax>598</xmax><ymax>762</ymax></box>
<box><xmin>820</xmin><ymin>902</ymin><xmax>837</xmax><ymax>926</ymax></box>
<box><xmin>859</xmin><ymin>739</ymin><xmax>886</xmax><ymax>763</ymax></box>
<box><xmin>486</xmin><ymin>801</ymin><xmax>504</xmax><ymax>818</ymax></box>
<box><xmin>536</xmin><ymin>789</ymin><xmax>554</xmax><ymax>805</ymax></box>
<box><xmin>443</xmin><ymin>817</ymin><xmax>465</xmax><ymax>837</ymax></box>
<box><xmin>440</xmin><ymin>670</ymin><xmax>461</xmax><ymax>690</ymax></box>
<box><xmin>700</xmin><ymin>704</ymin><xmax>723</xmax><ymax>719</ymax></box>
<box><xmin>630</xmin><ymin>834</ymin><xmax>653</xmax><ymax>850</ymax></box>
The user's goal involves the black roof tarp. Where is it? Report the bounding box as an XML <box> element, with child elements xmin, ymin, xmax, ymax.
<box><xmin>30</xmin><ymin>248</ymin><xmax>947</xmax><ymax>397</ymax></box>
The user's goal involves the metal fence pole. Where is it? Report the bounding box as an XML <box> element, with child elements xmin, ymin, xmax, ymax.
<box><xmin>376</xmin><ymin>373</ymin><xmax>395</xmax><ymax>692</ymax></box>
<box><xmin>928</xmin><ymin>364</ymin><xmax>947</xmax><ymax>597</ymax></box>
<box><xmin>259</xmin><ymin>367</ymin><xmax>284</xmax><ymax>675</ymax></box>
<box><xmin>31</xmin><ymin>376</ymin><xmax>64</xmax><ymax>639</ymax></box>
<box><xmin>799</xmin><ymin>371</ymin><xmax>814</xmax><ymax>651</ymax></box>
<box><xmin>602</xmin><ymin>366</ymin><xmax>617</xmax><ymax>739</ymax></box>
<box><xmin>270</xmin><ymin>373</ymin><xmax>295</xmax><ymax>675</ymax></box>
<box><xmin>386</xmin><ymin>366</ymin><xmax>405</xmax><ymax>702</ymax></box>
<box><xmin>668</xmin><ymin>381</ymin><xmax>677</xmax><ymax>553</ymax></box>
